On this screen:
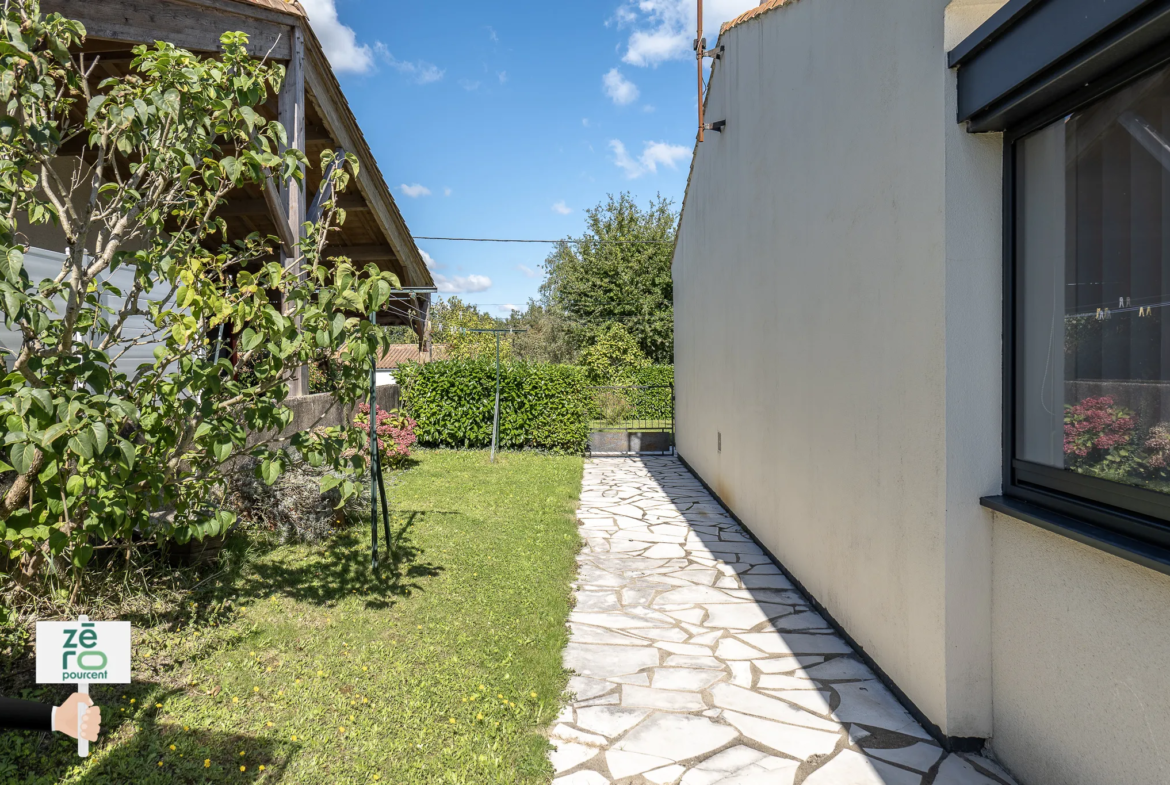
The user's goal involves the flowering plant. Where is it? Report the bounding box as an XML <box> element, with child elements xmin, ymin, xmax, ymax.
<box><xmin>1064</xmin><ymin>396</ymin><xmax>1135</xmax><ymax>469</ymax></box>
<box><xmin>353</xmin><ymin>404</ymin><xmax>417</xmax><ymax>468</ymax></box>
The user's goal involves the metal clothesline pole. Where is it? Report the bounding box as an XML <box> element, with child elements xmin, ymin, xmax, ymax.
<box><xmin>465</xmin><ymin>327</ymin><xmax>527</xmax><ymax>464</ymax></box>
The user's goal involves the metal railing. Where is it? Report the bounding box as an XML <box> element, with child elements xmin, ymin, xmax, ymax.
<box><xmin>588</xmin><ymin>384</ymin><xmax>674</xmax><ymax>435</ymax></box>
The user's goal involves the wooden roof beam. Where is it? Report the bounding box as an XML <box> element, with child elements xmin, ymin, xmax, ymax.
<box><xmin>217</xmin><ymin>195</ymin><xmax>367</xmax><ymax>217</ymax></box>
<box><xmin>43</xmin><ymin>0</ymin><xmax>293</xmax><ymax>61</ymax></box>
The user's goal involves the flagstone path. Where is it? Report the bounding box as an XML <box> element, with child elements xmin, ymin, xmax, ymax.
<box><xmin>550</xmin><ymin>457</ymin><xmax>1018</xmax><ymax>785</ymax></box>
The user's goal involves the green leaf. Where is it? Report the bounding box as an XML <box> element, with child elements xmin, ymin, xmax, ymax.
<box><xmin>68</xmin><ymin>432</ymin><xmax>93</xmax><ymax>461</ymax></box>
<box><xmin>4</xmin><ymin>247</ymin><xmax>22</xmax><ymax>283</ymax></box>
<box><xmin>66</xmin><ymin>473</ymin><xmax>84</xmax><ymax>496</ymax></box>
<box><xmin>260</xmin><ymin>458</ymin><xmax>281</xmax><ymax>485</ymax></box>
<box><xmin>39</xmin><ymin>422</ymin><xmax>67</xmax><ymax>447</ymax></box>
<box><xmin>72</xmin><ymin>544</ymin><xmax>94</xmax><ymax>568</ymax></box>
<box><xmin>212</xmin><ymin>440</ymin><xmax>232</xmax><ymax>462</ymax></box>
<box><xmin>8</xmin><ymin>442</ymin><xmax>34</xmax><ymax>475</ymax></box>
<box><xmin>118</xmin><ymin>438</ymin><xmax>136</xmax><ymax>469</ymax></box>
<box><xmin>90</xmin><ymin>421</ymin><xmax>109</xmax><ymax>455</ymax></box>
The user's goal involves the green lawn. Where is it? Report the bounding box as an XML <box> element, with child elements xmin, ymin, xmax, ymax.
<box><xmin>0</xmin><ymin>450</ymin><xmax>584</xmax><ymax>785</ymax></box>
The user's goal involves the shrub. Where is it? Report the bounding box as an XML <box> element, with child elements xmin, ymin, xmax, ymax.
<box><xmin>1064</xmin><ymin>396</ymin><xmax>1135</xmax><ymax>470</ymax></box>
<box><xmin>0</xmin><ymin>6</ymin><xmax>398</xmax><ymax>583</ymax></box>
<box><xmin>353</xmin><ymin>404</ymin><xmax>417</xmax><ymax>468</ymax></box>
<box><xmin>632</xmin><ymin>365</ymin><xmax>674</xmax><ymax>421</ymax></box>
<box><xmin>580</xmin><ymin>323</ymin><xmax>649</xmax><ymax>384</ymax></box>
<box><xmin>399</xmin><ymin>360</ymin><xmax>590</xmax><ymax>453</ymax></box>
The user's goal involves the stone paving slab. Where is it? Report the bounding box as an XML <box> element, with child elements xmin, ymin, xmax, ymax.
<box><xmin>551</xmin><ymin>457</ymin><xmax>1017</xmax><ymax>785</ymax></box>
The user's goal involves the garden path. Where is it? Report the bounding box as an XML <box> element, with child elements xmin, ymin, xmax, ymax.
<box><xmin>551</xmin><ymin>456</ymin><xmax>1018</xmax><ymax>785</ymax></box>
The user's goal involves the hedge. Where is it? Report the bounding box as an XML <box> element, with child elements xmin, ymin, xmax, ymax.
<box><xmin>397</xmin><ymin>360</ymin><xmax>592</xmax><ymax>453</ymax></box>
<box><xmin>632</xmin><ymin>365</ymin><xmax>674</xmax><ymax>421</ymax></box>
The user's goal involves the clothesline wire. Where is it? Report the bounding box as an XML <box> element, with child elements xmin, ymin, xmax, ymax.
<box><xmin>415</xmin><ymin>236</ymin><xmax>673</xmax><ymax>246</ymax></box>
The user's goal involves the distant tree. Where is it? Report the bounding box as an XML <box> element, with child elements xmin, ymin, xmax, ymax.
<box><xmin>579</xmin><ymin>323</ymin><xmax>650</xmax><ymax>384</ymax></box>
<box><xmin>541</xmin><ymin>193</ymin><xmax>676</xmax><ymax>364</ymax></box>
<box><xmin>507</xmin><ymin>300</ymin><xmax>577</xmax><ymax>364</ymax></box>
<box><xmin>430</xmin><ymin>296</ymin><xmax>509</xmax><ymax>360</ymax></box>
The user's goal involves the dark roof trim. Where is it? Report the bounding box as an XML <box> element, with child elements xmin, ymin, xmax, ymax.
<box><xmin>948</xmin><ymin>0</ymin><xmax>1045</xmax><ymax>68</ymax></box>
<box><xmin>952</xmin><ymin>0</ymin><xmax>1170</xmax><ymax>132</ymax></box>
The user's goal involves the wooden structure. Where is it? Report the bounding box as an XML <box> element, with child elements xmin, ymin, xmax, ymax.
<box><xmin>42</xmin><ymin>0</ymin><xmax>435</xmax><ymax>395</ymax></box>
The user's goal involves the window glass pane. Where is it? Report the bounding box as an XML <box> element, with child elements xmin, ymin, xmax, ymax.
<box><xmin>1017</xmin><ymin>66</ymin><xmax>1170</xmax><ymax>493</ymax></box>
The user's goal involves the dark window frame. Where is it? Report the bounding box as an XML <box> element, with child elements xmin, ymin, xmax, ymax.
<box><xmin>1000</xmin><ymin>49</ymin><xmax>1170</xmax><ymax>570</ymax></box>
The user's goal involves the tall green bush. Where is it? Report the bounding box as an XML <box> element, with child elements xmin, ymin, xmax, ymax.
<box><xmin>632</xmin><ymin>365</ymin><xmax>674</xmax><ymax>421</ymax></box>
<box><xmin>398</xmin><ymin>360</ymin><xmax>591</xmax><ymax>453</ymax></box>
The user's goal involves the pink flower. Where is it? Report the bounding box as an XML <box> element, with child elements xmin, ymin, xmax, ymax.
<box><xmin>354</xmin><ymin>404</ymin><xmax>417</xmax><ymax>464</ymax></box>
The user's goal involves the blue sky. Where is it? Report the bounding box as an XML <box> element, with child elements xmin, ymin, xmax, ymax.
<box><xmin>299</xmin><ymin>0</ymin><xmax>759</xmax><ymax>315</ymax></box>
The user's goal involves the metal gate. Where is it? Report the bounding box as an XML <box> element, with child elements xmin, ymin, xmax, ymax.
<box><xmin>587</xmin><ymin>384</ymin><xmax>674</xmax><ymax>455</ymax></box>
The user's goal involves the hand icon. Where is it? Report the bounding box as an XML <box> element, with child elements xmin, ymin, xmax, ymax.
<box><xmin>54</xmin><ymin>693</ymin><xmax>100</xmax><ymax>742</ymax></box>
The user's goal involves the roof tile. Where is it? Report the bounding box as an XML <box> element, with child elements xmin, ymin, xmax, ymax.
<box><xmin>721</xmin><ymin>0</ymin><xmax>799</xmax><ymax>34</ymax></box>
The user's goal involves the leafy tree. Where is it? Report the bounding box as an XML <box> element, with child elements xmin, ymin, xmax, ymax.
<box><xmin>0</xmin><ymin>3</ymin><xmax>398</xmax><ymax>580</ymax></box>
<box><xmin>506</xmin><ymin>300</ymin><xmax>577</xmax><ymax>364</ymax></box>
<box><xmin>430</xmin><ymin>296</ymin><xmax>510</xmax><ymax>360</ymax></box>
<box><xmin>541</xmin><ymin>193</ymin><xmax>676</xmax><ymax>363</ymax></box>
<box><xmin>579</xmin><ymin>322</ymin><xmax>649</xmax><ymax>384</ymax></box>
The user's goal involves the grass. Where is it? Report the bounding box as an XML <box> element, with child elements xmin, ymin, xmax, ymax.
<box><xmin>0</xmin><ymin>449</ymin><xmax>584</xmax><ymax>785</ymax></box>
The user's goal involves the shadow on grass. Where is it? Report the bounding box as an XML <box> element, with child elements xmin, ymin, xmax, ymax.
<box><xmin>226</xmin><ymin>512</ymin><xmax>445</xmax><ymax>611</ymax></box>
<box><xmin>0</xmin><ymin>681</ymin><xmax>300</xmax><ymax>785</ymax></box>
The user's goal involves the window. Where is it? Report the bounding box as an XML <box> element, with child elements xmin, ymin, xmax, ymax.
<box><xmin>1014</xmin><ymin>62</ymin><xmax>1170</xmax><ymax>530</ymax></box>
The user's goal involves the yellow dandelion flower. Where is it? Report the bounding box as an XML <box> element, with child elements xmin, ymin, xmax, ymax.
<box><xmin>158</xmin><ymin>761</ymin><xmax>163</xmax><ymax>767</ymax></box>
<box><xmin>362</xmin><ymin>697</ymin><xmax>368</xmax><ymax>703</ymax></box>
<box><xmin>232</xmin><ymin>697</ymin><xmax>239</xmax><ymax>704</ymax></box>
<box><xmin>253</xmin><ymin>686</ymin><xmax>260</xmax><ymax>693</ymax></box>
<box><xmin>266</xmin><ymin>722</ymin><xmax>273</xmax><ymax>727</ymax></box>
<box><xmin>530</xmin><ymin>692</ymin><xmax>537</xmax><ymax>698</ymax></box>
<box><xmin>155</xmin><ymin>703</ymin><xmax>162</xmax><ymax>708</ymax></box>
<box><xmin>183</xmin><ymin>726</ymin><xmax>190</xmax><ymax>731</ymax></box>
<box><xmin>448</xmin><ymin>718</ymin><xmax>456</xmax><ymax>724</ymax></box>
<box><xmin>250</xmin><ymin>651</ymin><xmax>255</xmax><ymax>657</ymax></box>
<box><xmin>497</xmin><ymin>694</ymin><xmax>503</xmax><ymax>700</ymax></box>
<box><xmin>479</xmin><ymin>685</ymin><xmax>485</xmax><ymax>691</ymax></box>
<box><xmin>240</xmin><ymin>766</ymin><xmax>246</xmax><ymax>772</ymax></box>
<box><xmin>291</xmin><ymin>735</ymin><xmax>297</xmax><ymax>741</ymax></box>
<box><xmin>462</xmin><ymin>697</ymin><xmax>467</xmax><ymax>703</ymax></box>
<box><xmin>476</xmin><ymin>713</ymin><xmax>484</xmax><ymax>720</ymax></box>
<box><xmin>278</xmin><ymin>691</ymin><xmax>285</xmax><ymax>696</ymax></box>
<box><xmin>266</xmin><ymin>667</ymin><xmax>272</xmax><ymax>672</ymax></box>
<box><xmin>169</xmin><ymin>745</ymin><xmax>176</xmax><ymax>751</ymax></box>
<box><xmin>339</xmin><ymin>727</ymin><xmax>346</xmax><ymax>733</ymax></box>
<box><xmin>317</xmin><ymin>670</ymin><xmax>323</xmax><ymax>677</ymax></box>
<box><xmin>239</xmin><ymin>751</ymin><xmax>245</xmax><ymax>756</ymax></box>
<box><xmin>417</xmin><ymin>625</ymin><xmax>422</xmax><ymax>629</ymax></box>
<box><xmin>205</xmin><ymin>760</ymin><xmax>211</xmax><ymax>768</ymax></box>
<box><xmin>130</xmin><ymin>699</ymin><xmax>135</xmax><ymax>704</ymax></box>
<box><xmin>259</xmin><ymin>765</ymin><xmax>266</xmax><ymax>772</ymax></box>
<box><xmin>295</xmin><ymin>679</ymin><xmax>301</xmax><ymax>685</ymax></box>
<box><xmin>362</xmin><ymin>666</ymin><xmax>368</xmax><ymax>672</ymax></box>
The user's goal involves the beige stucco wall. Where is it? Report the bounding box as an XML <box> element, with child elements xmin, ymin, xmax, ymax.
<box><xmin>674</xmin><ymin>0</ymin><xmax>1005</xmax><ymax>738</ymax></box>
<box><xmin>990</xmin><ymin>513</ymin><xmax>1170</xmax><ymax>784</ymax></box>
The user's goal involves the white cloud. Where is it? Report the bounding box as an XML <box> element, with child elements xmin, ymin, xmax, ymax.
<box><xmin>498</xmin><ymin>304</ymin><xmax>520</xmax><ymax>314</ymax></box>
<box><xmin>602</xmin><ymin>68</ymin><xmax>639</xmax><ymax>105</ymax></box>
<box><xmin>374</xmin><ymin>43</ymin><xmax>445</xmax><ymax>84</ymax></box>
<box><xmin>420</xmin><ymin>250</ymin><xmax>444</xmax><ymax>270</ymax></box>
<box><xmin>443</xmin><ymin>187</ymin><xmax>453</xmax><ymax>197</ymax></box>
<box><xmin>610</xmin><ymin>139</ymin><xmax>691</xmax><ymax>178</ymax></box>
<box><xmin>498</xmin><ymin>71</ymin><xmax>508</xmax><ymax>84</ymax></box>
<box><xmin>582</xmin><ymin>118</ymin><xmax>590</xmax><ymax>127</ymax></box>
<box><xmin>434</xmin><ymin>274</ymin><xmax>492</xmax><ymax>294</ymax></box>
<box><xmin>487</xmin><ymin>26</ymin><xmax>499</xmax><ymax>43</ymax></box>
<box><xmin>552</xmin><ymin>201</ymin><xmax>573</xmax><ymax>215</ymax></box>
<box><xmin>618</xmin><ymin>0</ymin><xmax>759</xmax><ymax>68</ymax></box>
<box><xmin>516</xmin><ymin>264</ymin><xmax>539</xmax><ymax>278</ymax></box>
<box><xmin>300</xmin><ymin>0</ymin><xmax>375</xmax><ymax>73</ymax></box>
<box><xmin>399</xmin><ymin>183</ymin><xmax>431</xmax><ymax>198</ymax></box>
<box><xmin>459</xmin><ymin>79</ymin><xmax>481</xmax><ymax>91</ymax></box>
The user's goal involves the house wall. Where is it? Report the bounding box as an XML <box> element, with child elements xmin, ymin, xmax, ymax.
<box><xmin>989</xmin><ymin>513</ymin><xmax>1170</xmax><ymax>784</ymax></box>
<box><xmin>676</xmin><ymin>0</ymin><xmax>1170</xmax><ymax>774</ymax></box>
<box><xmin>675</xmin><ymin>0</ymin><xmax>1005</xmax><ymax>737</ymax></box>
